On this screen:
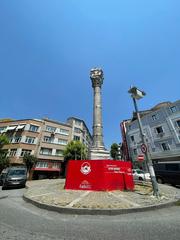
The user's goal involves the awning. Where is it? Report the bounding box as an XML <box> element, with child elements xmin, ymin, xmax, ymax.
<box><xmin>33</xmin><ymin>168</ymin><xmax>60</xmax><ymax>172</ymax></box>
<box><xmin>6</xmin><ymin>126</ymin><xmax>17</xmax><ymax>131</ymax></box>
<box><xmin>16</xmin><ymin>125</ymin><xmax>25</xmax><ymax>131</ymax></box>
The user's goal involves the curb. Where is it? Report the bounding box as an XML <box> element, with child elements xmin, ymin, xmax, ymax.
<box><xmin>0</xmin><ymin>196</ymin><xmax>8</xmax><ymax>200</ymax></box>
<box><xmin>23</xmin><ymin>194</ymin><xmax>179</xmax><ymax>216</ymax></box>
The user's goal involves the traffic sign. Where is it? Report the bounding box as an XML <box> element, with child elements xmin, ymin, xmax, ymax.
<box><xmin>137</xmin><ymin>155</ymin><xmax>144</xmax><ymax>161</ymax></box>
<box><xmin>141</xmin><ymin>144</ymin><xmax>147</xmax><ymax>154</ymax></box>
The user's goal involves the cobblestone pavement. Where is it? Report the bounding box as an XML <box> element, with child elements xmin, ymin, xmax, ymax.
<box><xmin>24</xmin><ymin>179</ymin><xmax>180</xmax><ymax>210</ymax></box>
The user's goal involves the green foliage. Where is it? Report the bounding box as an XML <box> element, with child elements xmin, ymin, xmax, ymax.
<box><xmin>0</xmin><ymin>135</ymin><xmax>9</xmax><ymax>148</ymax></box>
<box><xmin>0</xmin><ymin>155</ymin><xmax>9</xmax><ymax>172</ymax></box>
<box><xmin>110</xmin><ymin>143</ymin><xmax>119</xmax><ymax>159</ymax></box>
<box><xmin>63</xmin><ymin>141</ymin><xmax>87</xmax><ymax>161</ymax></box>
<box><xmin>23</xmin><ymin>154</ymin><xmax>38</xmax><ymax>172</ymax></box>
<box><xmin>0</xmin><ymin>135</ymin><xmax>9</xmax><ymax>172</ymax></box>
<box><xmin>0</xmin><ymin>118</ymin><xmax>14</xmax><ymax>122</ymax></box>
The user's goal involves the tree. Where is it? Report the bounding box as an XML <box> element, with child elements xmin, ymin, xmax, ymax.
<box><xmin>23</xmin><ymin>154</ymin><xmax>38</xmax><ymax>176</ymax></box>
<box><xmin>0</xmin><ymin>135</ymin><xmax>9</xmax><ymax>147</ymax></box>
<box><xmin>110</xmin><ymin>143</ymin><xmax>119</xmax><ymax>160</ymax></box>
<box><xmin>0</xmin><ymin>118</ymin><xmax>14</xmax><ymax>122</ymax></box>
<box><xmin>0</xmin><ymin>135</ymin><xmax>9</xmax><ymax>172</ymax></box>
<box><xmin>63</xmin><ymin>141</ymin><xmax>87</xmax><ymax>161</ymax></box>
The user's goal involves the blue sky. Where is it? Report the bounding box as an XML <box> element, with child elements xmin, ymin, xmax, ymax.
<box><xmin>0</xmin><ymin>0</ymin><xmax>179</xmax><ymax>149</ymax></box>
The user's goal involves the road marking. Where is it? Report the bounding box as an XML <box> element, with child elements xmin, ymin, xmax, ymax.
<box><xmin>65</xmin><ymin>191</ymin><xmax>90</xmax><ymax>207</ymax></box>
<box><xmin>109</xmin><ymin>192</ymin><xmax>140</xmax><ymax>207</ymax></box>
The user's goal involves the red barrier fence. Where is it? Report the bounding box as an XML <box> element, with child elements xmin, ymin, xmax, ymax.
<box><xmin>65</xmin><ymin>160</ymin><xmax>134</xmax><ymax>191</ymax></box>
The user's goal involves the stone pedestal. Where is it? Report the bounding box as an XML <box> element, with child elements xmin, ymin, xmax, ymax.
<box><xmin>89</xmin><ymin>68</ymin><xmax>110</xmax><ymax>160</ymax></box>
<box><xmin>89</xmin><ymin>148</ymin><xmax>110</xmax><ymax>160</ymax></box>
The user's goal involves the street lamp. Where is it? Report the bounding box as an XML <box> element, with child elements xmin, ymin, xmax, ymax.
<box><xmin>128</xmin><ymin>86</ymin><xmax>159</xmax><ymax>197</ymax></box>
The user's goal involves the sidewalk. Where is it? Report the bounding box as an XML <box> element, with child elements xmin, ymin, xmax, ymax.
<box><xmin>24</xmin><ymin>179</ymin><xmax>180</xmax><ymax>215</ymax></box>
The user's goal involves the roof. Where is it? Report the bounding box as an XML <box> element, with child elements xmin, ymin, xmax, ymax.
<box><xmin>42</xmin><ymin>118</ymin><xmax>71</xmax><ymax>128</ymax></box>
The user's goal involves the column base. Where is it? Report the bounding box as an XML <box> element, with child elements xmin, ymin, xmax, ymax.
<box><xmin>89</xmin><ymin>148</ymin><xmax>110</xmax><ymax>160</ymax></box>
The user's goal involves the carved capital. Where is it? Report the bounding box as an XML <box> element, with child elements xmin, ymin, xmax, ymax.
<box><xmin>90</xmin><ymin>68</ymin><xmax>104</xmax><ymax>88</ymax></box>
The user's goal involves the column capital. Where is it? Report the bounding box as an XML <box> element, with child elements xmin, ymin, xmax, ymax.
<box><xmin>90</xmin><ymin>68</ymin><xmax>104</xmax><ymax>88</ymax></box>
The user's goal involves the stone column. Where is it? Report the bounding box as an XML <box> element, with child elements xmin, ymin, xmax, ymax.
<box><xmin>89</xmin><ymin>68</ymin><xmax>110</xmax><ymax>160</ymax></box>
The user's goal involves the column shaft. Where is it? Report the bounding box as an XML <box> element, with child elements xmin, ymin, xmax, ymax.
<box><xmin>93</xmin><ymin>86</ymin><xmax>104</xmax><ymax>148</ymax></box>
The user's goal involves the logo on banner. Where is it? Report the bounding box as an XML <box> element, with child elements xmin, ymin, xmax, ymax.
<box><xmin>80</xmin><ymin>162</ymin><xmax>91</xmax><ymax>175</ymax></box>
<box><xmin>79</xmin><ymin>180</ymin><xmax>91</xmax><ymax>189</ymax></box>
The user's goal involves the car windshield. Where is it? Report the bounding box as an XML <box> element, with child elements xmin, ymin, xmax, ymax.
<box><xmin>8</xmin><ymin>169</ymin><xmax>26</xmax><ymax>176</ymax></box>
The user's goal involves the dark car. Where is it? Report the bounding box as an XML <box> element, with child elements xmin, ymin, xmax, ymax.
<box><xmin>153</xmin><ymin>161</ymin><xmax>180</xmax><ymax>186</ymax></box>
<box><xmin>2</xmin><ymin>166</ymin><xmax>27</xmax><ymax>190</ymax></box>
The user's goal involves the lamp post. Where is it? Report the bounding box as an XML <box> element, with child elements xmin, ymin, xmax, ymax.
<box><xmin>128</xmin><ymin>86</ymin><xmax>159</xmax><ymax>197</ymax></box>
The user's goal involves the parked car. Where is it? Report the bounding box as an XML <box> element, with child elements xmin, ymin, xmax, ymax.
<box><xmin>2</xmin><ymin>166</ymin><xmax>27</xmax><ymax>190</ymax></box>
<box><xmin>153</xmin><ymin>161</ymin><xmax>180</xmax><ymax>186</ymax></box>
<box><xmin>132</xmin><ymin>169</ymin><xmax>150</xmax><ymax>181</ymax></box>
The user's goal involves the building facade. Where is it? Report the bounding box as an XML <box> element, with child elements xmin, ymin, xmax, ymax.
<box><xmin>0</xmin><ymin>117</ymin><xmax>92</xmax><ymax>179</ymax></box>
<box><xmin>67</xmin><ymin>117</ymin><xmax>92</xmax><ymax>150</ymax></box>
<box><xmin>120</xmin><ymin>100</ymin><xmax>180</xmax><ymax>165</ymax></box>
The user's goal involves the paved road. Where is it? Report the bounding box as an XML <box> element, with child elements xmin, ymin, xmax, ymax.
<box><xmin>0</xmin><ymin>187</ymin><xmax>180</xmax><ymax>240</ymax></box>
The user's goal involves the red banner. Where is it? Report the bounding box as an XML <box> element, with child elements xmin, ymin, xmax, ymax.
<box><xmin>65</xmin><ymin>160</ymin><xmax>134</xmax><ymax>191</ymax></box>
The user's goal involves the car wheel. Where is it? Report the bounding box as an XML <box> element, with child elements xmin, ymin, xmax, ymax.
<box><xmin>157</xmin><ymin>177</ymin><xmax>164</xmax><ymax>184</ymax></box>
<box><xmin>2</xmin><ymin>185</ymin><xmax>7</xmax><ymax>190</ymax></box>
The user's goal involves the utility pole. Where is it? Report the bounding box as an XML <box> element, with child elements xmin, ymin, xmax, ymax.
<box><xmin>128</xmin><ymin>86</ymin><xmax>159</xmax><ymax>197</ymax></box>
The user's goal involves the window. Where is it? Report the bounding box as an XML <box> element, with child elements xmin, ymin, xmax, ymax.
<box><xmin>14</xmin><ymin>136</ymin><xmax>22</xmax><ymax>143</ymax></box>
<box><xmin>43</xmin><ymin>136</ymin><xmax>53</xmax><ymax>143</ymax></box>
<box><xmin>176</xmin><ymin>120</ymin><xmax>180</xmax><ymax>128</ymax></box>
<box><xmin>74</xmin><ymin>127</ymin><xmax>82</xmax><ymax>133</ymax></box>
<box><xmin>25</xmin><ymin>136</ymin><xmax>35</xmax><ymax>144</ymax></box>
<box><xmin>58</xmin><ymin>139</ymin><xmax>68</xmax><ymax>145</ymax></box>
<box><xmin>161</xmin><ymin>143</ymin><xmax>170</xmax><ymax>151</ymax></box>
<box><xmin>56</xmin><ymin>150</ymin><xmax>63</xmax><ymax>156</ymax></box>
<box><xmin>130</xmin><ymin>136</ymin><xmax>135</xmax><ymax>142</ymax></box>
<box><xmin>36</xmin><ymin>161</ymin><xmax>48</xmax><ymax>168</ymax></box>
<box><xmin>40</xmin><ymin>147</ymin><xmax>52</xmax><ymax>155</ymax></box>
<box><xmin>152</xmin><ymin>114</ymin><xmax>158</xmax><ymax>121</ymax></box>
<box><xmin>20</xmin><ymin>149</ymin><xmax>32</xmax><ymax>157</ymax></box>
<box><xmin>52</xmin><ymin>162</ymin><xmax>60</xmax><ymax>168</ymax></box>
<box><xmin>73</xmin><ymin>135</ymin><xmax>80</xmax><ymax>141</ymax></box>
<box><xmin>0</xmin><ymin>126</ymin><xmax>6</xmax><ymax>133</ymax></box>
<box><xmin>9</xmin><ymin>149</ymin><xmax>17</xmax><ymax>157</ymax></box>
<box><xmin>59</xmin><ymin>129</ymin><xmax>69</xmax><ymax>136</ymax></box>
<box><xmin>52</xmin><ymin>162</ymin><xmax>60</xmax><ymax>169</ymax></box>
<box><xmin>166</xmin><ymin>164</ymin><xmax>179</xmax><ymax>171</ymax></box>
<box><xmin>46</xmin><ymin>125</ymin><xmax>56</xmax><ymax>132</ymax></box>
<box><xmin>9</xmin><ymin>169</ymin><xmax>26</xmax><ymax>176</ymax></box>
<box><xmin>170</xmin><ymin>106</ymin><xmax>177</xmax><ymax>113</ymax></box>
<box><xmin>156</xmin><ymin>126</ymin><xmax>164</xmax><ymax>134</ymax></box>
<box><xmin>29</xmin><ymin>125</ymin><xmax>39</xmax><ymax>132</ymax></box>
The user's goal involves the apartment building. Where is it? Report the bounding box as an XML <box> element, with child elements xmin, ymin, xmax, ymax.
<box><xmin>120</xmin><ymin>100</ymin><xmax>180</xmax><ymax>165</ymax></box>
<box><xmin>0</xmin><ymin>118</ymin><xmax>72</xmax><ymax>179</ymax></box>
<box><xmin>67</xmin><ymin>117</ymin><xmax>92</xmax><ymax>150</ymax></box>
